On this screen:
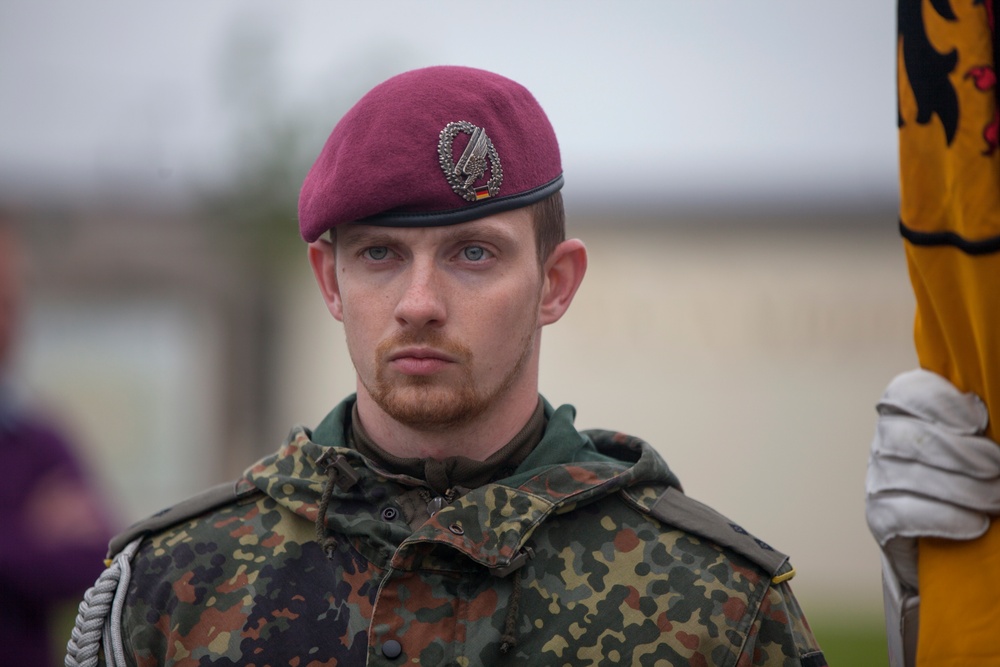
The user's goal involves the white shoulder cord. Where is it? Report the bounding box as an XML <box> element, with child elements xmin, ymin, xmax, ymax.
<box><xmin>65</xmin><ymin>538</ymin><xmax>143</xmax><ymax>667</ymax></box>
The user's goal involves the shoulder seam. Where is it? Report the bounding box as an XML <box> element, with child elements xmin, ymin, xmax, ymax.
<box><xmin>107</xmin><ymin>479</ymin><xmax>257</xmax><ymax>558</ymax></box>
<box><xmin>645</xmin><ymin>487</ymin><xmax>791</xmax><ymax>579</ymax></box>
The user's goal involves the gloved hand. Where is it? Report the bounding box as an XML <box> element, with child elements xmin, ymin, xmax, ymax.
<box><xmin>865</xmin><ymin>368</ymin><xmax>1000</xmax><ymax>667</ymax></box>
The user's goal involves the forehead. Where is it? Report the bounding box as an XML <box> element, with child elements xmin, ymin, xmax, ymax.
<box><xmin>336</xmin><ymin>208</ymin><xmax>534</xmax><ymax>249</ymax></box>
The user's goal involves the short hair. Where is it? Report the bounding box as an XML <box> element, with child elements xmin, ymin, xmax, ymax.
<box><xmin>528</xmin><ymin>191</ymin><xmax>565</xmax><ymax>265</ymax></box>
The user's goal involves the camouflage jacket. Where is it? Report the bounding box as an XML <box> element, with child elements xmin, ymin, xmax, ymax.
<box><xmin>87</xmin><ymin>397</ymin><xmax>825</xmax><ymax>666</ymax></box>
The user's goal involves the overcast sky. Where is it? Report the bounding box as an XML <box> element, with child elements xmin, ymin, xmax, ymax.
<box><xmin>0</xmin><ymin>1</ymin><xmax>898</xmax><ymax>211</ymax></box>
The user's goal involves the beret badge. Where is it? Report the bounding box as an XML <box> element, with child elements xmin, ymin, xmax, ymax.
<box><xmin>438</xmin><ymin>121</ymin><xmax>503</xmax><ymax>202</ymax></box>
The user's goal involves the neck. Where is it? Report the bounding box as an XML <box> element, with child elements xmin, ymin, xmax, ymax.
<box><xmin>354</xmin><ymin>379</ymin><xmax>541</xmax><ymax>461</ymax></box>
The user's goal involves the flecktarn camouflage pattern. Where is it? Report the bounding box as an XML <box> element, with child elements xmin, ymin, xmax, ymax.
<box><xmin>74</xmin><ymin>398</ymin><xmax>825</xmax><ymax>666</ymax></box>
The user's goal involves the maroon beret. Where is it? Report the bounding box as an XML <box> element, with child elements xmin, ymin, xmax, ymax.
<box><xmin>298</xmin><ymin>66</ymin><xmax>563</xmax><ymax>241</ymax></box>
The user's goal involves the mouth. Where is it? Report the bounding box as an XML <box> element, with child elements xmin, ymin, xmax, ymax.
<box><xmin>386</xmin><ymin>347</ymin><xmax>457</xmax><ymax>375</ymax></box>
<box><xmin>388</xmin><ymin>346</ymin><xmax>456</xmax><ymax>362</ymax></box>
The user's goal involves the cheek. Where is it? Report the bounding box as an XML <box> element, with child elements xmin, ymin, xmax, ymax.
<box><xmin>472</xmin><ymin>283</ymin><xmax>541</xmax><ymax>344</ymax></box>
<box><xmin>339</xmin><ymin>281</ymin><xmax>386</xmax><ymax>325</ymax></box>
<box><xmin>338</xmin><ymin>283</ymin><xmax>403</xmax><ymax>353</ymax></box>
<box><xmin>337</xmin><ymin>291</ymin><xmax>377</xmax><ymax>349</ymax></box>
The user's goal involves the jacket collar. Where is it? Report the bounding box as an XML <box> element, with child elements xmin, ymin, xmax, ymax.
<box><xmin>242</xmin><ymin>395</ymin><xmax>681</xmax><ymax>575</ymax></box>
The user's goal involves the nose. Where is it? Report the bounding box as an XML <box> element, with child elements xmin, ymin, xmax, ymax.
<box><xmin>393</xmin><ymin>260</ymin><xmax>446</xmax><ymax>329</ymax></box>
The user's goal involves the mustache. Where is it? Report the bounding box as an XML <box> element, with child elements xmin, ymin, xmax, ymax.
<box><xmin>375</xmin><ymin>330</ymin><xmax>472</xmax><ymax>363</ymax></box>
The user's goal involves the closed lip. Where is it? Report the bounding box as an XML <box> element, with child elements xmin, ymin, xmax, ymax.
<box><xmin>387</xmin><ymin>347</ymin><xmax>457</xmax><ymax>363</ymax></box>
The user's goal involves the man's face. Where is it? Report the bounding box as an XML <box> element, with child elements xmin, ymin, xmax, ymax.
<box><xmin>324</xmin><ymin>209</ymin><xmax>545</xmax><ymax>431</ymax></box>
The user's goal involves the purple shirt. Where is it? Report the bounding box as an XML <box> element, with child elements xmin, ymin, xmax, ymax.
<box><xmin>0</xmin><ymin>409</ymin><xmax>113</xmax><ymax>667</ymax></box>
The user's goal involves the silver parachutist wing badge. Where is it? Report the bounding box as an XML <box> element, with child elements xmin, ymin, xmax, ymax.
<box><xmin>438</xmin><ymin>121</ymin><xmax>503</xmax><ymax>202</ymax></box>
<box><xmin>456</xmin><ymin>126</ymin><xmax>489</xmax><ymax>187</ymax></box>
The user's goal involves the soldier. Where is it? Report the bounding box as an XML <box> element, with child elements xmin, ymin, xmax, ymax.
<box><xmin>67</xmin><ymin>66</ymin><xmax>826</xmax><ymax>666</ymax></box>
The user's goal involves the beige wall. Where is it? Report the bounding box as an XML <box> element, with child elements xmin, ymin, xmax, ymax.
<box><xmin>273</xmin><ymin>218</ymin><xmax>917</xmax><ymax>614</ymax></box>
<box><xmin>19</xmin><ymin>211</ymin><xmax>914</xmax><ymax>616</ymax></box>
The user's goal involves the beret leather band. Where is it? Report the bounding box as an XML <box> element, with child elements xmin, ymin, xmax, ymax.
<box><xmin>353</xmin><ymin>174</ymin><xmax>564</xmax><ymax>229</ymax></box>
<box><xmin>298</xmin><ymin>66</ymin><xmax>563</xmax><ymax>242</ymax></box>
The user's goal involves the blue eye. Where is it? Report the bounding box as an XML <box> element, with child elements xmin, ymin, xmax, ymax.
<box><xmin>365</xmin><ymin>247</ymin><xmax>389</xmax><ymax>260</ymax></box>
<box><xmin>463</xmin><ymin>246</ymin><xmax>486</xmax><ymax>261</ymax></box>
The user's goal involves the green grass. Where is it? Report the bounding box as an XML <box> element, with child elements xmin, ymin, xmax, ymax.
<box><xmin>51</xmin><ymin>602</ymin><xmax>88</xmax><ymax>667</ymax></box>
<box><xmin>811</xmin><ymin>613</ymin><xmax>889</xmax><ymax>666</ymax></box>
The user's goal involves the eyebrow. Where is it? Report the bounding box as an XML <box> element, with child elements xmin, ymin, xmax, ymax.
<box><xmin>336</xmin><ymin>229</ymin><xmax>403</xmax><ymax>253</ymax></box>
<box><xmin>436</xmin><ymin>222</ymin><xmax>518</xmax><ymax>248</ymax></box>
<box><xmin>338</xmin><ymin>222</ymin><xmax>520</xmax><ymax>252</ymax></box>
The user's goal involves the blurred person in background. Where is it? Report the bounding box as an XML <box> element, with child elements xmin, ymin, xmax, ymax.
<box><xmin>0</xmin><ymin>216</ymin><xmax>115</xmax><ymax>667</ymax></box>
<box><xmin>68</xmin><ymin>67</ymin><xmax>825</xmax><ymax>666</ymax></box>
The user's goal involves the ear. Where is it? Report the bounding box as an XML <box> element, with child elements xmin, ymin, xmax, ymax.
<box><xmin>308</xmin><ymin>239</ymin><xmax>344</xmax><ymax>322</ymax></box>
<box><xmin>539</xmin><ymin>238</ymin><xmax>587</xmax><ymax>326</ymax></box>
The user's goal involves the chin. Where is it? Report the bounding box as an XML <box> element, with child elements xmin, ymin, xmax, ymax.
<box><xmin>376</xmin><ymin>383</ymin><xmax>485</xmax><ymax>431</ymax></box>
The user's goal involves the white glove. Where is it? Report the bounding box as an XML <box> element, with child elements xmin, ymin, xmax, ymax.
<box><xmin>865</xmin><ymin>368</ymin><xmax>1000</xmax><ymax>667</ymax></box>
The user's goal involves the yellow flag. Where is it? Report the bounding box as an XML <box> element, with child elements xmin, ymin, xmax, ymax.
<box><xmin>897</xmin><ymin>0</ymin><xmax>1000</xmax><ymax>664</ymax></box>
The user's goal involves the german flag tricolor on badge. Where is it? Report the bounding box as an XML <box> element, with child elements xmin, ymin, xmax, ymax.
<box><xmin>473</xmin><ymin>186</ymin><xmax>492</xmax><ymax>200</ymax></box>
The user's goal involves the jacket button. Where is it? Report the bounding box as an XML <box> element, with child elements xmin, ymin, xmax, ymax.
<box><xmin>381</xmin><ymin>639</ymin><xmax>402</xmax><ymax>659</ymax></box>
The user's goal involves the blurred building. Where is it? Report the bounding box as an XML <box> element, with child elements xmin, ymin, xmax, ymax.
<box><xmin>6</xmin><ymin>195</ymin><xmax>912</xmax><ymax>622</ymax></box>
